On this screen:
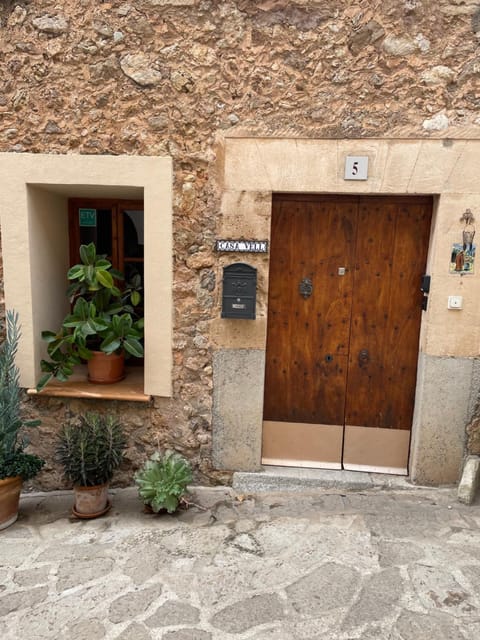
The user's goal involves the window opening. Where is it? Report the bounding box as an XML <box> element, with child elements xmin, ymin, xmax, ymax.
<box><xmin>68</xmin><ymin>198</ymin><xmax>145</xmax><ymax>364</ymax></box>
<box><xmin>69</xmin><ymin>198</ymin><xmax>144</xmax><ymax>275</ymax></box>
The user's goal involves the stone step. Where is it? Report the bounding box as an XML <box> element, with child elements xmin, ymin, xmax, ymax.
<box><xmin>232</xmin><ymin>466</ymin><xmax>431</xmax><ymax>494</ymax></box>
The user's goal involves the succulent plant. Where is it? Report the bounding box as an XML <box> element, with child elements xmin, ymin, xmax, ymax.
<box><xmin>135</xmin><ymin>451</ymin><xmax>192</xmax><ymax>514</ymax></box>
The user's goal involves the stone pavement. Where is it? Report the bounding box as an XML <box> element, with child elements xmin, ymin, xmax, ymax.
<box><xmin>1</xmin><ymin>485</ymin><xmax>480</xmax><ymax>640</ymax></box>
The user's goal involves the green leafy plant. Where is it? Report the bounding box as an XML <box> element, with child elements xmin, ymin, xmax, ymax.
<box><xmin>135</xmin><ymin>451</ymin><xmax>193</xmax><ymax>513</ymax></box>
<box><xmin>0</xmin><ymin>310</ymin><xmax>44</xmax><ymax>481</ymax></box>
<box><xmin>56</xmin><ymin>413</ymin><xmax>126</xmax><ymax>487</ymax></box>
<box><xmin>37</xmin><ymin>242</ymin><xmax>144</xmax><ymax>391</ymax></box>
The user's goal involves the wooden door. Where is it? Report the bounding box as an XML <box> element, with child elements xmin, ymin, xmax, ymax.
<box><xmin>262</xmin><ymin>194</ymin><xmax>432</xmax><ymax>473</ymax></box>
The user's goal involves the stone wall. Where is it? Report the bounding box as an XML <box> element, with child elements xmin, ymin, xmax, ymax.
<box><xmin>1</xmin><ymin>0</ymin><xmax>480</xmax><ymax>489</ymax></box>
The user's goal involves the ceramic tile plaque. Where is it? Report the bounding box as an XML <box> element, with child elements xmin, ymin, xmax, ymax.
<box><xmin>450</xmin><ymin>242</ymin><xmax>475</xmax><ymax>274</ymax></box>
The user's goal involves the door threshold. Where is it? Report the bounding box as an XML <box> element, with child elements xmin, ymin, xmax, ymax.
<box><xmin>343</xmin><ymin>463</ymin><xmax>407</xmax><ymax>475</ymax></box>
<box><xmin>262</xmin><ymin>457</ymin><xmax>342</xmax><ymax>470</ymax></box>
<box><xmin>232</xmin><ymin>465</ymin><xmax>414</xmax><ymax>494</ymax></box>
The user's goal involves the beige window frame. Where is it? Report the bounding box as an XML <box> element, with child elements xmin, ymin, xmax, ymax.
<box><xmin>0</xmin><ymin>153</ymin><xmax>173</xmax><ymax>397</ymax></box>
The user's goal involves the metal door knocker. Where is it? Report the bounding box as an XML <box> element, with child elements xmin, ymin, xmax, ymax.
<box><xmin>299</xmin><ymin>277</ymin><xmax>313</xmax><ymax>299</ymax></box>
<box><xmin>358</xmin><ymin>349</ymin><xmax>370</xmax><ymax>367</ymax></box>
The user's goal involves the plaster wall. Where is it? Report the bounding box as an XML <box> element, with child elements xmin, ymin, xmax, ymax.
<box><xmin>221</xmin><ymin>137</ymin><xmax>480</xmax><ymax>358</ymax></box>
<box><xmin>27</xmin><ymin>187</ymin><xmax>70</xmax><ymax>370</ymax></box>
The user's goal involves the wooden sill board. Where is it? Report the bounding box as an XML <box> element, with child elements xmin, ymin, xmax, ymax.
<box><xmin>27</xmin><ymin>367</ymin><xmax>151</xmax><ymax>403</ymax></box>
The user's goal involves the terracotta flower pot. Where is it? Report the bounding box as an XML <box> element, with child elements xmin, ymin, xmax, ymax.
<box><xmin>87</xmin><ymin>351</ymin><xmax>125</xmax><ymax>384</ymax></box>
<box><xmin>73</xmin><ymin>483</ymin><xmax>110</xmax><ymax>518</ymax></box>
<box><xmin>0</xmin><ymin>476</ymin><xmax>23</xmax><ymax>531</ymax></box>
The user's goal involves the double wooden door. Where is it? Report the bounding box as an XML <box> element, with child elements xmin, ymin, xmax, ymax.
<box><xmin>262</xmin><ymin>194</ymin><xmax>432</xmax><ymax>473</ymax></box>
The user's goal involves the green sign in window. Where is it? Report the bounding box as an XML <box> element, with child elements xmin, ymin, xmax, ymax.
<box><xmin>79</xmin><ymin>208</ymin><xmax>97</xmax><ymax>227</ymax></box>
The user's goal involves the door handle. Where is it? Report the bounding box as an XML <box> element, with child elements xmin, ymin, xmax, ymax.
<box><xmin>358</xmin><ymin>349</ymin><xmax>369</xmax><ymax>366</ymax></box>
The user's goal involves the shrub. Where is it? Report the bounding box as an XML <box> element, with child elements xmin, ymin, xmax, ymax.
<box><xmin>56</xmin><ymin>413</ymin><xmax>126</xmax><ymax>486</ymax></box>
<box><xmin>0</xmin><ymin>310</ymin><xmax>44</xmax><ymax>481</ymax></box>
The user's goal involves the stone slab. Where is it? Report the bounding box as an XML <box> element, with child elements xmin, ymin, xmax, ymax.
<box><xmin>457</xmin><ymin>455</ymin><xmax>480</xmax><ymax>504</ymax></box>
<box><xmin>232</xmin><ymin>466</ymin><xmax>418</xmax><ymax>493</ymax></box>
<box><xmin>410</xmin><ymin>353</ymin><xmax>473</xmax><ymax>485</ymax></box>
<box><xmin>212</xmin><ymin>349</ymin><xmax>264</xmax><ymax>471</ymax></box>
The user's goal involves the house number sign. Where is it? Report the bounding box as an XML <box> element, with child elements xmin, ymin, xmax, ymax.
<box><xmin>215</xmin><ymin>239</ymin><xmax>269</xmax><ymax>253</ymax></box>
<box><xmin>344</xmin><ymin>156</ymin><xmax>369</xmax><ymax>181</ymax></box>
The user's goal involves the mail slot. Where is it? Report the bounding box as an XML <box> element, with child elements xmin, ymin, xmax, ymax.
<box><xmin>221</xmin><ymin>263</ymin><xmax>257</xmax><ymax>319</ymax></box>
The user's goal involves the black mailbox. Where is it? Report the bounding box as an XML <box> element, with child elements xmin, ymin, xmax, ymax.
<box><xmin>222</xmin><ymin>263</ymin><xmax>257</xmax><ymax>319</ymax></box>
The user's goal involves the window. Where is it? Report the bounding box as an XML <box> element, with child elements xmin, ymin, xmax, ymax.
<box><xmin>0</xmin><ymin>153</ymin><xmax>173</xmax><ymax>396</ymax></box>
<box><xmin>68</xmin><ymin>198</ymin><xmax>145</xmax><ymax>292</ymax></box>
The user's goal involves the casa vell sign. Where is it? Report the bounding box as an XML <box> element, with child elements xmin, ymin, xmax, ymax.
<box><xmin>215</xmin><ymin>239</ymin><xmax>269</xmax><ymax>253</ymax></box>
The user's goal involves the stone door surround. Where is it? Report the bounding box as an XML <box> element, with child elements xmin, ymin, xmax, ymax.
<box><xmin>213</xmin><ymin>137</ymin><xmax>480</xmax><ymax>485</ymax></box>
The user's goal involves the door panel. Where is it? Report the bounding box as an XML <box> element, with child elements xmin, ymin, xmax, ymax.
<box><xmin>263</xmin><ymin>196</ymin><xmax>356</xmax><ymax>426</ymax></box>
<box><xmin>342</xmin><ymin>426</ymin><xmax>411</xmax><ymax>474</ymax></box>
<box><xmin>262</xmin><ymin>421</ymin><xmax>343</xmax><ymax>469</ymax></box>
<box><xmin>345</xmin><ymin>198</ymin><xmax>431</xmax><ymax>430</ymax></box>
<box><xmin>263</xmin><ymin>194</ymin><xmax>432</xmax><ymax>473</ymax></box>
<box><xmin>343</xmin><ymin>198</ymin><xmax>431</xmax><ymax>470</ymax></box>
<box><xmin>345</xmin><ymin>199</ymin><xmax>396</xmax><ymax>430</ymax></box>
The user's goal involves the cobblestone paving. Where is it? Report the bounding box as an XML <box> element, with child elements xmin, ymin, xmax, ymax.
<box><xmin>1</xmin><ymin>486</ymin><xmax>480</xmax><ymax>639</ymax></box>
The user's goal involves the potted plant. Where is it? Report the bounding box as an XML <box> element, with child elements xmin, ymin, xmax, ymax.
<box><xmin>0</xmin><ymin>311</ymin><xmax>45</xmax><ymax>530</ymax></box>
<box><xmin>56</xmin><ymin>412</ymin><xmax>126</xmax><ymax>518</ymax></box>
<box><xmin>37</xmin><ymin>242</ymin><xmax>144</xmax><ymax>391</ymax></box>
<box><xmin>135</xmin><ymin>451</ymin><xmax>192</xmax><ymax>514</ymax></box>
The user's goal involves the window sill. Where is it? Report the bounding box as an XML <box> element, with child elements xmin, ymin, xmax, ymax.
<box><xmin>27</xmin><ymin>366</ymin><xmax>151</xmax><ymax>403</ymax></box>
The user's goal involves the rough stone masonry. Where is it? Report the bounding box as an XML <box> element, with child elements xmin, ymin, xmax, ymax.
<box><xmin>1</xmin><ymin>1</ymin><xmax>480</xmax><ymax>489</ymax></box>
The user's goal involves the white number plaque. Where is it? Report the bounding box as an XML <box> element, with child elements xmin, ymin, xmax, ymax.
<box><xmin>344</xmin><ymin>156</ymin><xmax>369</xmax><ymax>180</ymax></box>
